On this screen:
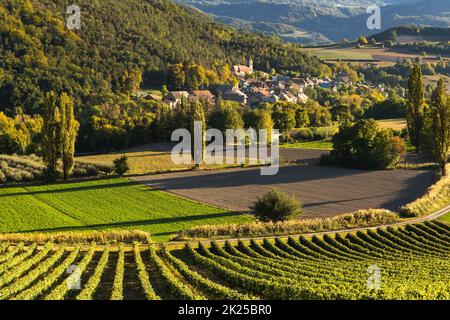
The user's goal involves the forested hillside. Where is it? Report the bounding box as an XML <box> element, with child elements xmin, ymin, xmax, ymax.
<box><xmin>0</xmin><ymin>0</ymin><xmax>326</xmax><ymax>116</ymax></box>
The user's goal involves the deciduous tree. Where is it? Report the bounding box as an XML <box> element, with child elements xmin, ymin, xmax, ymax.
<box><xmin>407</xmin><ymin>64</ymin><xmax>426</xmax><ymax>153</ymax></box>
<box><xmin>41</xmin><ymin>92</ymin><xmax>60</xmax><ymax>181</ymax></box>
<box><xmin>430</xmin><ymin>78</ymin><xmax>450</xmax><ymax>176</ymax></box>
<box><xmin>59</xmin><ymin>93</ymin><xmax>79</xmax><ymax>180</ymax></box>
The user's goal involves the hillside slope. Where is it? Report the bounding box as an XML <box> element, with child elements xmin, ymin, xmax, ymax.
<box><xmin>0</xmin><ymin>0</ymin><xmax>326</xmax><ymax>115</ymax></box>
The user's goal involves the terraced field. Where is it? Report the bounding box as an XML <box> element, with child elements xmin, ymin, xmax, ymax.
<box><xmin>0</xmin><ymin>221</ymin><xmax>449</xmax><ymax>300</ymax></box>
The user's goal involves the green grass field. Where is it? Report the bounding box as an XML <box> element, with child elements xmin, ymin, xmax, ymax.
<box><xmin>377</xmin><ymin>119</ymin><xmax>407</xmax><ymax>130</ymax></box>
<box><xmin>301</xmin><ymin>48</ymin><xmax>374</xmax><ymax>60</ymax></box>
<box><xmin>440</xmin><ymin>212</ymin><xmax>450</xmax><ymax>223</ymax></box>
<box><xmin>78</xmin><ymin>151</ymin><xmax>195</xmax><ymax>175</ymax></box>
<box><xmin>77</xmin><ymin>149</ymin><xmax>255</xmax><ymax>175</ymax></box>
<box><xmin>0</xmin><ymin>178</ymin><xmax>252</xmax><ymax>241</ymax></box>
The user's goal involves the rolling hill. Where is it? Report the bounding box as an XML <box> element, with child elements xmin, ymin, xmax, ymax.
<box><xmin>0</xmin><ymin>0</ymin><xmax>326</xmax><ymax>116</ymax></box>
<box><xmin>177</xmin><ymin>0</ymin><xmax>450</xmax><ymax>44</ymax></box>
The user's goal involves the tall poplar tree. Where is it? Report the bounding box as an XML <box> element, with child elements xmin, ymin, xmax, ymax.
<box><xmin>41</xmin><ymin>92</ymin><xmax>60</xmax><ymax>181</ymax></box>
<box><xmin>189</xmin><ymin>99</ymin><xmax>206</xmax><ymax>170</ymax></box>
<box><xmin>407</xmin><ymin>64</ymin><xmax>426</xmax><ymax>153</ymax></box>
<box><xmin>59</xmin><ymin>93</ymin><xmax>79</xmax><ymax>180</ymax></box>
<box><xmin>430</xmin><ymin>78</ymin><xmax>450</xmax><ymax>176</ymax></box>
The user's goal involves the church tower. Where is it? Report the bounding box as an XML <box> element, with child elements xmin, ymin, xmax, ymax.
<box><xmin>248</xmin><ymin>56</ymin><xmax>254</xmax><ymax>72</ymax></box>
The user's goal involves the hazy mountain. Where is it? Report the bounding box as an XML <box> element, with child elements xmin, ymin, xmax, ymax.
<box><xmin>177</xmin><ymin>0</ymin><xmax>450</xmax><ymax>44</ymax></box>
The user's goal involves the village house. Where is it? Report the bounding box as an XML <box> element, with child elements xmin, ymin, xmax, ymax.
<box><xmin>147</xmin><ymin>93</ymin><xmax>162</xmax><ymax>101</ymax></box>
<box><xmin>297</xmin><ymin>92</ymin><xmax>309</xmax><ymax>104</ymax></box>
<box><xmin>132</xmin><ymin>90</ymin><xmax>162</xmax><ymax>101</ymax></box>
<box><xmin>209</xmin><ymin>84</ymin><xmax>238</xmax><ymax>96</ymax></box>
<box><xmin>272</xmin><ymin>75</ymin><xmax>290</xmax><ymax>82</ymax></box>
<box><xmin>232</xmin><ymin>57</ymin><xmax>254</xmax><ymax>78</ymax></box>
<box><xmin>280</xmin><ymin>92</ymin><xmax>297</xmax><ymax>103</ymax></box>
<box><xmin>163</xmin><ymin>91</ymin><xmax>189</xmax><ymax>109</ymax></box>
<box><xmin>221</xmin><ymin>89</ymin><xmax>248</xmax><ymax>105</ymax></box>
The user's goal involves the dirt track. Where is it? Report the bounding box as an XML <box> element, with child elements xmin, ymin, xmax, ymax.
<box><xmin>133</xmin><ymin>164</ymin><xmax>434</xmax><ymax>220</ymax></box>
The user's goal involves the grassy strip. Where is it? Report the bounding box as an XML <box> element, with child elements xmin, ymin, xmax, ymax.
<box><xmin>0</xmin><ymin>246</ymin><xmax>66</xmax><ymax>300</ymax></box>
<box><xmin>76</xmin><ymin>248</ymin><xmax>109</xmax><ymax>300</ymax></box>
<box><xmin>400</xmin><ymin>165</ymin><xmax>450</xmax><ymax>217</ymax></box>
<box><xmin>110</xmin><ymin>244</ymin><xmax>125</xmax><ymax>300</ymax></box>
<box><xmin>13</xmin><ymin>246</ymin><xmax>81</xmax><ymax>300</ymax></box>
<box><xmin>394</xmin><ymin>162</ymin><xmax>438</xmax><ymax>170</ymax></box>
<box><xmin>175</xmin><ymin>209</ymin><xmax>400</xmax><ymax>240</ymax></box>
<box><xmin>45</xmin><ymin>243</ymin><xmax>97</xmax><ymax>300</ymax></box>
<box><xmin>134</xmin><ymin>243</ymin><xmax>160</xmax><ymax>300</ymax></box>
<box><xmin>0</xmin><ymin>231</ymin><xmax>148</xmax><ymax>244</ymax></box>
<box><xmin>282</xmin><ymin>140</ymin><xmax>333</xmax><ymax>150</ymax></box>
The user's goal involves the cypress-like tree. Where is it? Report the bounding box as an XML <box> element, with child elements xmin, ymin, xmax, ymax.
<box><xmin>430</xmin><ymin>78</ymin><xmax>450</xmax><ymax>176</ymax></box>
<box><xmin>189</xmin><ymin>99</ymin><xmax>206</xmax><ymax>169</ymax></box>
<box><xmin>41</xmin><ymin>92</ymin><xmax>60</xmax><ymax>181</ymax></box>
<box><xmin>59</xmin><ymin>93</ymin><xmax>79</xmax><ymax>180</ymax></box>
<box><xmin>407</xmin><ymin>64</ymin><xmax>426</xmax><ymax>153</ymax></box>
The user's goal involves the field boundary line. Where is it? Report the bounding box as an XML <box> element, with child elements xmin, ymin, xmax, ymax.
<box><xmin>169</xmin><ymin>204</ymin><xmax>450</xmax><ymax>247</ymax></box>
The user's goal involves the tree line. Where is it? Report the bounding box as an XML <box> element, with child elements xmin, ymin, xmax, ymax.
<box><xmin>407</xmin><ymin>65</ymin><xmax>450</xmax><ymax>175</ymax></box>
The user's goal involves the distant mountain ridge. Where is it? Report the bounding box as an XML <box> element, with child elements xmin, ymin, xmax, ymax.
<box><xmin>177</xmin><ymin>0</ymin><xmax>450</xmax><ymax>44</ymax></box>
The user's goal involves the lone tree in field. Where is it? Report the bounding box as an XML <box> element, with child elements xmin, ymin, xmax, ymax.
<box><xmin>113</xmin><ymin>155</ymin><xmax>130</xmax><ymax>176</ymax></box>
<box><xmin>41</xmin><ymin>92</ymin><xmax>60</xmax><ymax>181</ymax></box>
<box><xmin>251</xmin><ymin>188</ymin><xmax>302</xmax><ymax>222</ymax></box>
<box><xmin>430</xmin><ymin>78</ymin><xmax>450</xmax><ymax>176</ymax></box>
<box><xmin>407</xmin><ymin>64</ymin><xmax>426</xmax><ymax>153</ymax></box>
<box><xmin>59</xmin><ymin>93</ymin><xmax>79</xmax><ymax>180</ymax></box>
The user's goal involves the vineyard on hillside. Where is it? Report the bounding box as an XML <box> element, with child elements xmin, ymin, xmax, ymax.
<box><xmin>0</xmin><ymin>221</ymin><xmax>449</xmax><ymax>300</ymax></box>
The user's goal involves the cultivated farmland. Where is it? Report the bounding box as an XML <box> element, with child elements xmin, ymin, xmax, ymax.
<box><xmin>0</xmin><ymin>221</ymin><xmax>449</xmax><ymax>300</ymax></box>
<box><xmin>0</xmin><ymin>178</ymin><xmax>251</xmax><ymax>241</ymax></box>
<box><xmin>134</xmin><ymin>165</ymin><xmax>434</xmax><ymax>219</ymax></box>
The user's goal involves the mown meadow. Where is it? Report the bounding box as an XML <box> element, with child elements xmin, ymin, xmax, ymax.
<box><xmin>0</xmin><ymin>178</ymin><xmax>252</xmax><ymax>241</ymax></box>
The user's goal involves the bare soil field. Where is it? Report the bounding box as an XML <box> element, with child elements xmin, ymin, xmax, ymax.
<box><xmin>133</xmin><ymin>165</ymin><xmax>434</xmax><ymax>220</ymax></box>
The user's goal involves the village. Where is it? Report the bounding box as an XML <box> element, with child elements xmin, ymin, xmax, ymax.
<box><xmin>134</xmin><ymin>58</ymin><xmax>383</xmax><ymax>109</ymax></box>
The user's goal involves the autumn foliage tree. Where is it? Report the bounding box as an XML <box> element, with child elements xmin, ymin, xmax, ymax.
<box><xmin>41</xmin><ymin>92</ymin><xmax>79</xmax><ymax>181</ymax></box>
<box><xmin>430</xmin><ymin>78</ymin><xmax>450</xmax><ymax>176</ymax></box>
<box><xmin>59</xmin><ymin>93</ymin><xmax>79</xmax><ymax>180</ymax></box>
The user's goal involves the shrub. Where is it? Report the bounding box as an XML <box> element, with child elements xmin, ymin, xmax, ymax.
<box><xmin>113</xmin><ymin>155</ymin><xmax>130</xmax><ymax>176</ymax></box>
<box><xmin>0</xmin><ymin>154</ymin><xmax>112</xmax><ymax>184</ymax></box>
<box><xmin>294</xmin><ymin>128</ymin><xmax>314</xmax><ymax>141</ymax></box>
<box><xmin>370</xmin><ymin>134</ymin><xmax>406</xmax><ymax>169</ymax></box>
<box><xmin>251</xmin><ymin>188</ymin><xmax>302</xmax><ymax>222</ymax></box>
<box><xmin>311</xmin><ymin>128</ymin><xmax>328</xmax><ymax>141</ymax></box>
<box><xmin>326</xmin><ymin>119</ymin><xmax>406</xmax><ymax>169</ymax></box>
<box><xmin>358</xmin><ymin>36</ymin><xmax>369</xmax><ymax>46</ymax></box>
<box><xmin>279</xmin><ymin>134</ymin><xmax>294</xmax><ymax>145</ymax></box>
